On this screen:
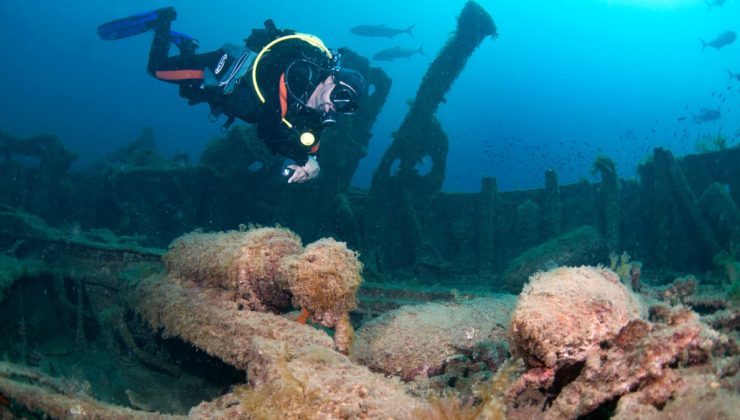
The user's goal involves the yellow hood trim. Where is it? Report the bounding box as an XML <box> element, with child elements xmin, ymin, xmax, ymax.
<box><xmin>251</xmin><ymin>34</ymin><xmax>333</xmax><ymax>104</ymax></box>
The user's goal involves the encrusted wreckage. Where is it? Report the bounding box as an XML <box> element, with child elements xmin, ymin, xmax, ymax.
<box><xmin>505</xmin><ymin>266</ymin><xmax>738</xmax><ymax>419</ymax></box>
<box><xmin>131</xmin><ymin>232</ymin><xmax>425</xmax><ymax>418</ymax></box>
<box><xmin>0</xmin><ymin>217</ymin><xmax>425</xmax><ymax>418</ymax></box>
<box><xmin>363</xmin><ymin>1</ymin><xmax>498</xmax><ymax>274</ymax></box>
<box><xmin>2</xmin><ymin>0</ymin><xmax>740</xmax><ymax>417</ymax></box>
<box><xmin>161</xmin><ymin>228</ymin><xmax>362</xmax><ymax>354</ymax></box>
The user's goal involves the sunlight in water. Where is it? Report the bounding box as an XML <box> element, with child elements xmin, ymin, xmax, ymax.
<box><xmin>602</xmin><ymin>0</ymin><xmax>698</xmax><ymax>8</ymax></box>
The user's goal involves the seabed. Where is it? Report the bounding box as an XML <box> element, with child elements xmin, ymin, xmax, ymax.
<box><xmin>1</xmin><ymin>2</ymin><xmax>739</xmax><ymax>418</ymax></box>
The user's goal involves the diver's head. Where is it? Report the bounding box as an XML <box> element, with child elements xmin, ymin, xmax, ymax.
<box><xmin>307</xmin><ymin>69</ymin><xmax>365</xmax><ymax>127</ymax></box>
<box><xmin>331</xmin><ymin>68</ymin><xmax>365</xmax><ymax>114</ymax></box>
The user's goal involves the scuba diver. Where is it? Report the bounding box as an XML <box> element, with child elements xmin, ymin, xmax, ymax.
<box><xmin>97</xmin><ymin>7</ymin><xmax>365</xmax><ymax>183</ymax></box>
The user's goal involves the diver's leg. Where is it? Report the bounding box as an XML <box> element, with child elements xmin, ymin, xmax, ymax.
<box><xmin>147</xmin><ymin>13</ymin><xmax>207</xmax><ymax>81</ymax></box>
<box><xmin>148</xmin><ymin>35</ymin><xmax>222</xmax><ymax>83</ymax></box>
<box><xmin>170</xmin><ymin>31</ymin><xmax>200</xmax><ymax>56</ymax></box>
<box><xmin>147</xmin><ymin>21</ymin><xmax>174</xmax><ymax>76</ymax></box>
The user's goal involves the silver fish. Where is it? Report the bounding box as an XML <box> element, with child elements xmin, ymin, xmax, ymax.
<box><xmin>350</xmin><ymin>24</ymin><xmax>415</xmax><ymax>38</ymax></box>
<box><xmin>693</xmin><ymin>108</ymin><xmax>721</xmax><ymax>123</ymax></box>
<box><xmin>701</xmin><ymin>30</ymin><xmax>736</xmax><ymax>50</ymax></box>
<box><xmin>728</xmin><ymin>70</ymin><xmax>740</xmax><ymax>82</ymax></box>
<box><xmin>373</xmin><ymin>46</ymin><xmax>424</xmax><ymax>62</ymax></box>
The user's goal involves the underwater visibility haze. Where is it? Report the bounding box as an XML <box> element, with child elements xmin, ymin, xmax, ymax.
<box><xmin>1</xmin><ymin>0</ymin><xmax>740</xmax><ymax>418</ymax></box>
<box><xmin>0</xmin><ymin>0</ymin><xmax>738</xmax><ymax>191</ymax></box>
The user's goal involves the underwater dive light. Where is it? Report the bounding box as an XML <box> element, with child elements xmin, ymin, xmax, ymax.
<box><xmin>300</xmin><ymin>132</ymin><xmax>316</xmax><ymax>146</ymax></box>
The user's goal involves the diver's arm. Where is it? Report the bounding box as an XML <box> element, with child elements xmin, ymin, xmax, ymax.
<box><xmin>256</xmin><ymin>119</ymin><xmax>321</xmax><ymax>183</ymax></box>
<box><xmin>287</xmin><ymin>155</ymin><xmax>320</xmax><ymax>184</ymax></box>
<box><xmin>254</xmin><ymin>77</ymin><xmax>322</xmax><ymax>182</ymax></box>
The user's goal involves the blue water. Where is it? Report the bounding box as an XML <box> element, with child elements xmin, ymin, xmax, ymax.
<box><xmin>0</xmin><ymin>0</ymin><xmax>738</xmax><ymax>192</ymax></box>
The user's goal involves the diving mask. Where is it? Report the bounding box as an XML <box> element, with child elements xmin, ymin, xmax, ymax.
<box><xmin>330</xmin><ymin>84</ymin><xmax>359</xmax><ymax>115</ymax></box>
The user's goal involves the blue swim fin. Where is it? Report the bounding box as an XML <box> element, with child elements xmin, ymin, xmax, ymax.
<box><xmin>169</xmin><ymin>31</ymin><xmax>198</xmax><ymax>49</ymax></box>
<box><xmin>97</xmin><ymin>7</ymin><xmax>177</xmax><ymax>40</ymax></box>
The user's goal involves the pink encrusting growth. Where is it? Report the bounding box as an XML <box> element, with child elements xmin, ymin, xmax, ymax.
<box><xmin>165</xmin><ymin>228</ymin><xmax>302</xmax><ymax>311</ymax></box>
<box><xmin>504</xmin><ymin>266</ymin><xmax>737</xmax><ymax>419</ymax></box>
<box><xmin>508</xmin><ymin>266</ymin><xmax>643</xmax><ymax>369</ymax></box>
<box><xmin>163</xmin><ymin>227</ymin><xmax>362</xmax><ymax>354</ymax></box>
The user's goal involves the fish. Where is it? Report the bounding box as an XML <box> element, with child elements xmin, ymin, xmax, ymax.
<box><xmin>700</xmin><ymin>30</ymin><xmax>736</xmax><ymax>50</ymax></box>
<box><xmin>693</xmin><ymin>108</ymin><xmax>721</xmax><ymax>123</ymax></box>
<box><xmin>704</xmin><ymin>0</ymin><xmax>729</xmax><ymax>8</ymax></box>
<box><xmin>350</xmin><ymin>24</ymin><xmax>415</xmax><ymax>38</ymax></box>
<box><xmin>373</xmin><ymin>46</ymin><xmax>424</xmax><ymax>62</ymax></box>
<box><xmin>729</xmin><ymin>70</ymin><xmax>740</xmax><ymax>82</ymax></box>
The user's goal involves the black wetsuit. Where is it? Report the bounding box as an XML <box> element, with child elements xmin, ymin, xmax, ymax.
<box><xmin>147</xmin><ymin>25</ymin><xmax>326</xmax><ymax>165</ymax></box>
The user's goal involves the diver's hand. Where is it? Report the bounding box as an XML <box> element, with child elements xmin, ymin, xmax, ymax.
<box><xmin>287</xmin><ymin>156</ymin><xmax>320</xmax><ymax>183</ymax></box>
